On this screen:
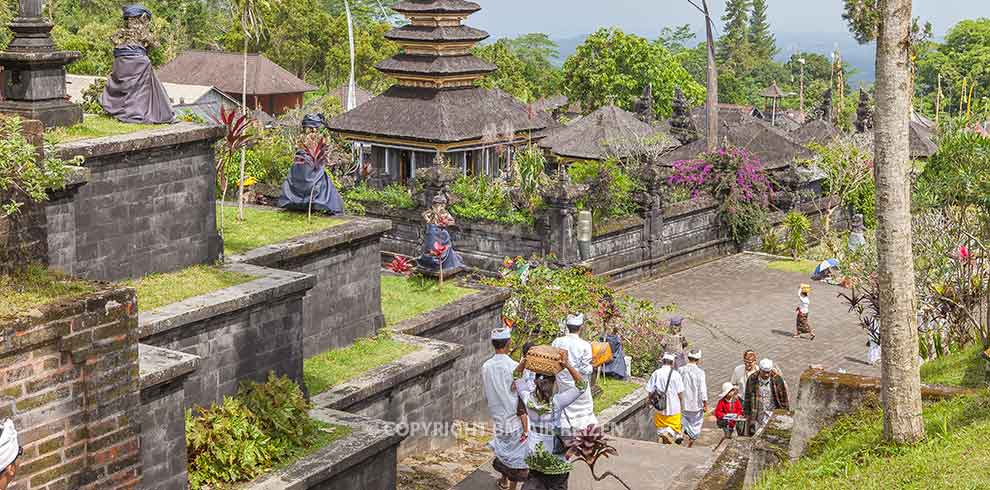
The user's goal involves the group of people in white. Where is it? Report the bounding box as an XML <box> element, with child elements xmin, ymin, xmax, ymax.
<box><xmin>481</xmin><ymin>314</ymin><xmax>791</xmax><ymax>490</ymax></box>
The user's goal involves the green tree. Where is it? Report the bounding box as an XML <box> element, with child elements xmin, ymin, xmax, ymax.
<box><xmin>659</xmin><ymin>24</ymin><xmax>695</xmax><ymax>53</ymax></box>
<box><xmin>916</xmin><ymin>19</ymin><xmax>990</xmax><ymax>120</ymax></box>
<box><xmin>718</xmin><ymin>0</ymin><xmax>751</xmax><ymax>69</ymax></box>
<box><xmin>508</xmin><ymin>33</ymin><xmax>562</xmax><ymax>99</ymax></box>
<box><xmin>562</xmin><ymin>28</ymin><xmax>705</xmax><ymax>118</ymax></box>
<box><xmin>474</xmin><ymin>39</ymin><xmax>534</xmax><ymax>103</ymax></box>
<box><xmin>748</xmin><ymin>0</ymin><xmax>776</xmax><ymax>61</ymax></box>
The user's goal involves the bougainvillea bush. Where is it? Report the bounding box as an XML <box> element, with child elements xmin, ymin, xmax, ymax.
<box><xmin>669</xmin><ymin>147</ymin><xmax>774</xmax><ymax>244</ymax></box>
<box><xmin>484</xmin><ymin>257</ymin><xmax>670</xmax><ymax>375</ymax></box>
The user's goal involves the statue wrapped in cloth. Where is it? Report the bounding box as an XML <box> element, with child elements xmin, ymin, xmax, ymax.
<box><xmin>417</xmin><ymin>194</ymin><xmax>464</xmax><ymax>273</ymax></box>
<box><xmin>277</xmin><ymin>114</ymin><xmax>344</xmax><ymax>215</ymax></box>
<box><xmin>101</xmin><ymin>5</ymin><xmax>175</xmax><ymax>124</ymax></box>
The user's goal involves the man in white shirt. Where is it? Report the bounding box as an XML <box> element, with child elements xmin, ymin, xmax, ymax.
<box><xmin>0</xmin><ymin>419</ymin><xmax>20</xmax><ymax>490</ymax></box>
<box><xmin>730</xmin><ymin>350</ymin><xmax>759</xmax><ymax>396</ymax></box>
<box><xmin>678</xmin><ymin>349</ymin><xmax>708</xmax><ymax>447</ymax></box>
<box><xmin>551</xmin><ymin>313</ymin><xmax>598</xmax><ymax>434</ymax></box>
<box><xmin>482</xmin><ymin>327</ymin><xmax>528</xmax><ymax>489</ymax></box>
<box><xmin>646</xmin><ymin>353</ymin><xmax>686</xmax><ymax>444</ymax></box>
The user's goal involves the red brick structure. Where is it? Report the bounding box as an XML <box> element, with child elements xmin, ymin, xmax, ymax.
<box><xmin>0</xmin><ymin>286</ymin><xmax>143</xmax><ymax>490</ymax></box>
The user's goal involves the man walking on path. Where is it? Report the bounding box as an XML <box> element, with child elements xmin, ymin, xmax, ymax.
<box><xmin>552</xmin><ymin>313</ymin><xmax>598</xmax><ymax>434</ymax></box>
<box><xmin>482</xmin><ymin>327</ymin><xmax>529</xmax><ymax>489</ymax></box>
<box><xmin>679</xmin><ymin>349</ymin><xmax>708</xmax><ymax>447</ymax></box>
<box><xmin>647</xmin><ymin>353</ymin><xmax>686</xmax><ymax>444</ymax></box>
<box><xmin>744</xmin><ymin>359</ymin><xmax>789</xmax><ymax>435</ymax></box>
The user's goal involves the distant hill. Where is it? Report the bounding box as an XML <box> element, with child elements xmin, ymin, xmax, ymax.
<box><xmin>550</xmin><ymin>31</ymin><xmax>877</xmax><ymax>85</ymax></box>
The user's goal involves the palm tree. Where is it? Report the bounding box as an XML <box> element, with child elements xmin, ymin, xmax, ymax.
<box><xmin>229</xmin><ymin>0</ymin><xmax>275</xmax><ymax>221</ymax></box>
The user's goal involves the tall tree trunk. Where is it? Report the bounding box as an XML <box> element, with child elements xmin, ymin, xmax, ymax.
<box><xmin>874</xmin><ymin>0</ymin><xmax>925</xmax><ymax>444</ymax></box>
<box><xmin>238</xmin><ymin>21</ymin><xmax>248</xmax><ymax>222</ymax></box>
<box><xmin>702</xmin><ymin>0</ymin><xmax>719</xmax><ymax>152</ymax></box>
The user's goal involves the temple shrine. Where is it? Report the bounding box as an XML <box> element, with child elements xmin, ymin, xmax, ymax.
<box><xmin>327</xmin><ymin>0</ymin><xmax>547</xmax><ymax>185</ymax></box>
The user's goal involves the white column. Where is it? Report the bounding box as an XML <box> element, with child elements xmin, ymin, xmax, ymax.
<box><xmin>411</xmin><ymin>151</ymin><xmax>417</xmax><ymax>178</ymax></box>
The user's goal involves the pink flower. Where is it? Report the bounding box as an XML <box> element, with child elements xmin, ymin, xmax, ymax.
<box><xmin>430</xmin><ymin>242</ymin><xmax>450</xmax><ymax>258</ymax></box>
<box><xmin>958</xmin><ymin>245</ymin><xmax>971</xmax><ymax>263</ymax></box>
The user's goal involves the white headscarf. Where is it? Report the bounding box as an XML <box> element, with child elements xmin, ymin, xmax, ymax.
<box><xmin>565</xmin><ymin>313</ymin><xmax>585</xmax><ymax>327</ymax></box>
<box><xmin>0</xmin><ymin>419</ymin><xmax>18</xmax><ymax>471</ymax></box>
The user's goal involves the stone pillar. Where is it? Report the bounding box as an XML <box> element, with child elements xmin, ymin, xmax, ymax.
<box><xmin>0</xmin><ymin>0</ymin><xmax>84</xmax><ymax>127</ymax></box>
<box><xmin>634</xmin><ymin>164</ymin><xmax>666</xmax><ymax>267</ymax></box>
<box><xmin>539</xmin><ymin>175</ymin><xmax>586</xmax><ymax>266</ymax></box>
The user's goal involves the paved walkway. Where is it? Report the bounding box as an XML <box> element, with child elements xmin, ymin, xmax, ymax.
<box><xmin>625</xmin><ymin>253</ymin><xmax>879</xmax><ymax>405</ymax></box>
<box><xmin>452</xmin><ymin>437</ymin><xmax>714</xmax><ymax>490</ymax></box>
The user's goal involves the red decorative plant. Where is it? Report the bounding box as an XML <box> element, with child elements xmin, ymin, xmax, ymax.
<box><xmin>430</xmin><ymin>242</ymin><xmax>450</xmax><ymax>289</ymax></box>
<box><xmin>386</xmin><ymin>256</ymin><xmax>414</xmax><ymax>276</ymax></box>
<box><xmin>211</xmin><ymin>107</ymin><xmax>255</xmax><ymax>235</ymax></box>
<box><xmin>564</xmin><ymin>426</ymin><xmax>630</xmax><ymax>489</ymax></box>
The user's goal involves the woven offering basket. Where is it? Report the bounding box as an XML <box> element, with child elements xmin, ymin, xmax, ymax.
<box><xmin>526</xmin><ymin>345</ymin><xmax>565</xmax><ymax>375</ymax></box>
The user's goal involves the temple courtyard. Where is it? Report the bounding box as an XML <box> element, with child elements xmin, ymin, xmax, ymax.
<box><xmin>626</xmin><ymin>252</ymin><xmax>880</xmax><ymax>403</ymax></box>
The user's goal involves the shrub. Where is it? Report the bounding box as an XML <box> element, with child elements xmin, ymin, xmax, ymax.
<box><xmin>344</xmin><ymin>182</ymin><xmax>416</xmax><ymax>210</ymax></box>
<box><xmin>186</xmin><ymin>397</ymin><xmax>274</xmax><ymax>489</ymax></box>
<box><xmin>177</xmin><ymin>111</ymin><xmax>207</xmax><ymax>124</ymax></box>
<box><xmin>610</xmin><ymin>297</ymin><xmax>672</xmax><ymax>377</ymax></box>
<box><xmin>450</xmin><ymin>176</ymin><xmax>533</xmax><ymax>225</ymax></box>
<box><xmin>186</xmin><ymin>374</ymin><xmax>325</xmax><ymax>490</ymax></box>
<box><xmin>568</xmin><ymin>159</ymin><xmax>640</xmax><ymax>221</ymax></box>
<box><xmin>81</xmin><ymin>78</ymin><xmax>107</xmax><ymax>115</ymax></box>
<box><xmin>0</xmin><ymin>116</ymin><xmax>79</xmax><ymax>217</ymax></box>
<box><xmin>238</xmin><ymin>373</ymin><xmax>321</xmax><ymax>461</ymax></box>
<box><xmin>783</xmin><ymin>211</ymin><xmax>812</xmax><ymax>259</ymax></box>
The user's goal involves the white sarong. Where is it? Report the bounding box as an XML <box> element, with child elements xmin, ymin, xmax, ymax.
<box><xmin>489</xmin><ymin>430</ymin><xmax>529</xmax><ymax>469</ymax></box>
<box><xmin>682</xmin><ymin>410</ymin><xmax>704</xmax><ymax>440</ymax></box>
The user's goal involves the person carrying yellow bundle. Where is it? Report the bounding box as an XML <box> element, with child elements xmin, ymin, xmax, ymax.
<box><xmin>794</xmin><ymin>284</ymin><xmax>815</xmax><ymax>340</ymax></box>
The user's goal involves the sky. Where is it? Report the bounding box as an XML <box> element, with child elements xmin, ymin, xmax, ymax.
<box><xmin>472</xmin><ymin>0</ymin><xmax>990</xmax><ymax>41</ymax></box>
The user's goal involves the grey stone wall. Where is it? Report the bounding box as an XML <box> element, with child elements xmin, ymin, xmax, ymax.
<box><xmin>138</xmin><ymin>263</ymin><xmax>315</xmax><ymax>409</ymax></box>
<box><xmin>245</xmin><ymin>409</ymin><xmax>405</xmax><ymax>490</ymax></box>
<box><xmin>139</xmin><ymin>345</ymin><xmax>200</xmax><ymax>490</ymax></box>
<box><xmin>394</xmin><ymin>286</ymin><xmax>510</xmax><ymax>422</ymax></box>
<box><xmin>51</xmin><ymin>123</ymin><xmax>224</xmax><ymax>281</ymax></box>
<box><xmin>231</xmin><ymin>213</ymin><xmax>390</xmax><ymax>357</ymax></box>
<box><xmin>597</xmin><ymin>383</ymin><xmax>655</xmax><ymax>442</ymax></box>
<box><xmin>312</xmin><ymin>335</ymin><xmax>463</xmax><ymax>458</ymax></box>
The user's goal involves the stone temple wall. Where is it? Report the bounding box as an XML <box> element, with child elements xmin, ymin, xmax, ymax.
<box><xmin>50</xmin><ymin>123</ymin><xmax>224</xmax><ymax>281</ymax></box>
<box><xmin>231</xmin><ymin>214</ymin><xmax>390</xmax><ymax>357</ymax></box>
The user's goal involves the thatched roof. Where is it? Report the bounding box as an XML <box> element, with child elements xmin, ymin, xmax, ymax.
<box><xmin>792</xmin><ymin>119</ymin><xmax>840</xmax><ymax>146</ymax></box>
<box><xmin>327</xmin><ymin>85</ymin><xmax>548</xmax><ymax>145</ymax></box>
<box><xmin>760</xmin><ymin>82</ymin><xmax>786</xmax><ymax>98</ymax></box>
<box><xmin>330</xmin><ymin>84</ymin><xmax>374</xmax><ymax>110</ymax></box>
<box><xmin>385</xmin><ymin>25</ymin><xmax>489</xmax><ymax>43</ymax></box>
<box><xmin>538</xmin><ymin>105</ymin><xmax>676</xmax><ymax>161</ymax></box>
<box><xmin>909</xmin><ymin>120</ymin><xmax>938</xmax><ymax>159</ymax></box>
<box><xmin>392</xmin><ymin>0</ymin><xmax>481</xmax><ymax>14</ymax></box>
<box><xmin>158</xmin><ymin>50</ymin><xmax>316</xmax><ymax>95</ymax></box>
<box><xmin>532</xmin><ymin>95</ymin><xmax>569</xmax><ymax>114</ymax></box>
<box><xmin>376</xmin><ymin>54</ymin><xmax>495</xmax><ymax>78</ymax></box>
<box><xmin>662</xmin><ymin>114</ymin><xmax>812</xmax><ymax>170</ymax></box>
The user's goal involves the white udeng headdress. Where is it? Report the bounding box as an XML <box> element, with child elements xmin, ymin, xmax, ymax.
<box><xmin>0</xmin><ymin>419</ymin><xmax>18</xmax><ymax>471</ymax></box>
<box><xmin>565</xmin><ymin>313</ymin><xmax>585</xmax><ymax>327</ymax></box>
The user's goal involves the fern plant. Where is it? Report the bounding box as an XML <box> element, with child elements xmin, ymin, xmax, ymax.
<box><xmin>783</xmin><ymin>211</ymin><xmax>812</xmax><ymax>259</ymax></box>
<box><xmin>186</xmin><ymin>398</ymin><xmax>274</xmax><ymax>489</ymax></box>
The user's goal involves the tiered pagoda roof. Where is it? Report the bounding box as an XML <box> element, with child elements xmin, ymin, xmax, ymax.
<box><xmin>328</xmin><ymin>0</ymin><xmax>545</xmax><ymax>149</ymax></box>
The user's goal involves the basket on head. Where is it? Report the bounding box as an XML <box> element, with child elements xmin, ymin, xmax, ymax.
<box><xmin>526</xmin><ymin>345</ymin><xmax>565</xmax><ymax>376</ymax></box>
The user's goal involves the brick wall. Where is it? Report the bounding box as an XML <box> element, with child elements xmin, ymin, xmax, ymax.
<box><xmin>52</xmin><ymin>124</ymin><xmax>224</xmax><ymax>281</ymax></box>
<box><xmin>232</xmin><ymin>215</ymin><xmax>390</xmax><ymax>357</ymax></box>
<box><xmin>395</xmin><ymin>287</ymin><xmax>509</xmax><ymax>422</ymax></box>
<box><xmin>137</xmin><ymin>264</ymin><xmax>314</xmax><ymax>409</ymax></box>
<box><xmin>0</xmin><ymin>286</ymin><xmax>143</xmax><ymax>490</ymax></box>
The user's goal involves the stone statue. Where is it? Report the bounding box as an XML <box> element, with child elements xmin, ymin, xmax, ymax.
<box><xmin>100</xmin><ymin>5</ymin><xmax>175</xmax><ymax>124</ymax></box>
<box><xmin>848</xmin><ymin>214</ymin><xmax>867</xmax><ymax>251</ymax></box>
<box><xmin>276</xmin><ymin>114</ymin><xmax>344</xmax><ymax>214</ymax></box>
<box><xmin>633</xmin><ymin>83</ymin><xmax>655</xmax><ymax>123</ymax></box>
<box><xmin>417</xmin><ymin>194</ymin><xmax>464</xmax><ymax>273</ymax></box>
<box><xmin>669</xmin><ymin>86</ymin><xmax>699</xmax><ymax>144</ymax></box>
<box><xmin>854</xmin><ymin>89</ymin><xmax>874</xmax><ymax>133</ymax></box>
<box><xmin>814</xmin><ymin>88</ymin><xmax>833</xmax><ymax>123</ymax></box>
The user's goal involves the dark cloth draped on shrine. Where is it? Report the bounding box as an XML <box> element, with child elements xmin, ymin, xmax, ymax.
<box><xmin>417</xmin><ymin>224</ymin><xmax>464</xmax><ymax>272</ymax></box>
<box><xmin>276</xmin><ymin>150</ymin><xmax>344</xmax><ymax>214</ymax></box>
<box><xmin>122</xmin><ymin>5</ymin><xmax>152</xmax><ymax>18</ymax></box>
<box><xmin>600</xmin><ymin>334</ymin><xmax>628</xmax><ymax>380</ymax></box>
<box><xmin>101</xmin><ymin>46</ymin><xmax>175</xmax><ymax>124</ymax></box>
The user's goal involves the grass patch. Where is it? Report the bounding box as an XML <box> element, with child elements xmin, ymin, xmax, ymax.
<box><xmin>303</xmin><ymin>333</ymin><xmax>420</xmax><ymax>395</ymax></box>
<box><xmin>767</xmin><ymin>258</ymin><xmax>818</xmax><ymax>275</ymax></box>
<box><xmin>381</xmin><ymin>274</ymin><xmax>476</xmax><ymax>326</ymax></box>
<box><xmin>921</xmin><ymin>344</ymin><xmax>988</xmax><ymax>388</ymax></box>
<box><xmin>0</xmin><ymin>265</ymin><xmax>95</xmax><ymax>319</ymax></box>
<box><xmin>47</xmin><ymin>115</ymin><xmax>158</xmax><ymax>144</ymax></box>
<box><xmin>219</xmin><ymin>205</ymin><xmax>345</xmax><ymax>256</ymax></box>
<box><xmin>124</xmin><ymin>264</ymin><xmax>255</xmax><ymax>311</ymax></box>
<box><xmin>268</xmin><ymin>421</ymin><xmax>352</xmax><ymax>473</ymax></box>
<box><xmin>594</xmin><ymin>379</ymin><xmax>640</xmax><ymax>415</ymax></box>
<box><xmin>755</xmin><ymin>393</ymin><xmax>990</xmax><ymax>490</ymax></box>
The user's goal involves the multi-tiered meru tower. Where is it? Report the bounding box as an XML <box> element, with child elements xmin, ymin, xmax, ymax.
<box><xmin>328</xmin><ymin>0</ymin><xmax>546</xmax><ymax>186</ymax></box>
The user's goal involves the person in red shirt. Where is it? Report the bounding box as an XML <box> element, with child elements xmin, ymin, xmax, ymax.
<box><xmin>714</xmin><ymin>382</ymin><xmax>744</xmax><ymax>438</ymax></box>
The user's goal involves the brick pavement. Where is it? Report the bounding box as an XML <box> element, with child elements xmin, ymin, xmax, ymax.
<box><xmin>625</xmin><ymin>252</ymin><xmax>880</xmax><ymax>406</ymax></box>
